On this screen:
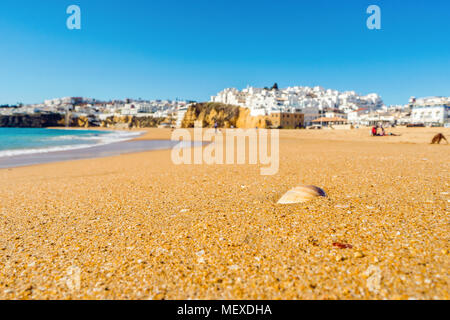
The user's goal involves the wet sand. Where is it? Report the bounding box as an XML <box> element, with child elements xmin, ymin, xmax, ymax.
<box><xmin>0</xmin><ymin>127</ymin><xmax>448</xmax><ymax>300</ymax></box>
<box><xmin>0</xmin><ymin>140</ymin><xmax>199</xmax><ymax>169</ymax></box>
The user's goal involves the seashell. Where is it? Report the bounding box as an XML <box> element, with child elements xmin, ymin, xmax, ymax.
<box><xmin>277</xmin><ymin>185</ymin><xmax>327</xmax><ymax>204</ymax></box>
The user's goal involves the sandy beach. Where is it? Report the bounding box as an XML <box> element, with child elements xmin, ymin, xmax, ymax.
<box><xmin>0</xmin><ymin>127</ymin><xmax>449</xmax><ymax>300</ymax></box>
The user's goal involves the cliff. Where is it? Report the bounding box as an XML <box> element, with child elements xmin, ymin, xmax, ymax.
<box><xmin>235</xmin><ymin>107</ymin><xmax>272</xmax><ymax>129</ymax></box>
<box><xmin>0</xmin><ymin>107</ymin><xmax>272</xmax><ymax>129</ymax></box>
<box><xmin>0</xmin><ymin>113</ymin><xmax>166</xmax><ymax>129</ymax></box>
<box><xmin>181</xmin><ymin>103</ymin><xmax>271</xmax><ymax>129</ymax></box>
<box><xmin>0</xmin><ymin>114</ymin><xmax>64</xmax><ymax>128</ymax></box>
<box><xmin>100</xmin><ymin>116</ymin><xmax>166</xmax><ymax>129</ymax></box>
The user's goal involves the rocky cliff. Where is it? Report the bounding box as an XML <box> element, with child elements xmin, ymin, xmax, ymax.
<box><xmin>0</xmin><ymin>114</ymin><xmax>166</xmax><ymax>129</ymax></box>
<box><xmin>0</xmin><ymin>114</ymin><xmax>64</xmax><ymax>128</ymax></box>
<box><xmin>100</xmin><ymin>116</ymin><xmax>166</xmax><ymax>128</ymax></box>
<box><xmin>181</xmin><ymin>103</ymin><xmax>271</xmax><ymax>129</ymax></box>
<box><xmin>0</xmin><ymin>106</ymin><xmax>271</xmax><ymax>129</ymax></box>
<box><xmin>235</xmin><ymin>107</ymin><xmax>272</xmax><ymax>129</ymax></box>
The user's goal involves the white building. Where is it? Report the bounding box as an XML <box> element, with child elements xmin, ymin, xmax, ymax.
<box><xmin>121</xmin><ymin>103</ymin><xmax>139</xmax><ymax>115</ymax></box>
<box><xmin>302</xmin><ymin>107</ymin><xmax>321</xmax><ymax>126</ymax></box>
<box><xmin>325</xmin><ymin>110</ymin><xmax>347</xmax><ymax>119</ymax></box>
<box><xmin>411</xmin><ymin>105</ymin><xmax>448</xmax><ymax>126</ymax></box>
<box><xmin>347</xmin><ymin>108</ymin><xmax>369</xmax><ymax>124</ymax></box>
<box><xmin>175</xmin><ymin>105</ymin><xmax>191</xmax><ymax>128</ymax></box>
<box><xmin>410</xmin><ymin>97</ymin><xmax>449</xmax><ymax>126</ymax></box>
<box><xmin>411</xmin><ymin>105</ymin><xmax>449</xmax><ymax>126</ymax></box>
<box><xmin>211</xmin><ymin>85</ymin><xmax>384</xmax><ymax>118</ymax></box>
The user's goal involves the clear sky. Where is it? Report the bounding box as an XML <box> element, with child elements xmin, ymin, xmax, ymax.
<box><xmin>0</xmin><ymin>0</ymin><xmax>449</xmax><ymax>105</ymax></box>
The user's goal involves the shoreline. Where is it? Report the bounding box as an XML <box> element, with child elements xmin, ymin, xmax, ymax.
<box><xmin>46</xmin><ymin>126</ymin><xmax>169</xmax><ymax>142</ymax></box>
<box><xmin>0</xmin><ymin>139</ymin><xmax>188</xmax><ymax>169</ymax></box>
<box><xmin>1</xmin><ymin>126</ymin><xmax>448</xmax><ymax>170</ymax></box>
<box><xmin>0</xmin><ymin>128</ymin><xmax>146</xmax><ymax>166</ymax></box>
<box><xmin>0</xmin><ymin>127</ymin><xmax>448</xmax><ymax>170</ymax></box>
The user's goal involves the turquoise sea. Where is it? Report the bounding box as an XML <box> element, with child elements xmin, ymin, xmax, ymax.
<box><xmin>0</xmin><ymin>128</ymin><xmax>141</xmax><ymax>157</ymax></box>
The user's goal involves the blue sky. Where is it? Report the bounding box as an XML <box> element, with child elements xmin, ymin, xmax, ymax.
<box><xmin>0</xmin><ymin>0</ymin><xmax>449</xmax><ymax>105</ymax></box>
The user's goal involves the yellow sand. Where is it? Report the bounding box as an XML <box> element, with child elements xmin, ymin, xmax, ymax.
<box><xmin>0</xmin><ymin>127</ymin><xmax>449</xmax><ymax>300</ymax></box>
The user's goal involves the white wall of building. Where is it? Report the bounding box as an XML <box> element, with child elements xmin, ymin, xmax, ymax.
<box><xmin>211</xmin><ymin>86</ymin><xmax>384</xmax><ymax>119</ymax></box>
<box><xmin>411</xmin><ymin>105</ymin><xmax>449</xmax><ymax>125</ymax></box>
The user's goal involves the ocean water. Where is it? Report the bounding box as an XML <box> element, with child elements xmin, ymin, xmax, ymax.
<box><xmin>0</xmin><ymin>128</ymin><xmax>142</xmax><ymax>157</ymax></box>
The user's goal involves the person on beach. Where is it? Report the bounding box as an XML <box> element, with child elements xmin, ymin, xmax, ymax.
<box><xmin>214</xmin><ymin>122</ymin><xmax>219</xmax><ymax>134</ymax></box>
<box><xmin>372</xmin><ymin>125</ymin><xmax>399</xmax><ymax>137</ymax></box>
<box><xmin>371</xmin><ymin>126</ymin><xmax>378</xmax><ymax>136</ymax></box>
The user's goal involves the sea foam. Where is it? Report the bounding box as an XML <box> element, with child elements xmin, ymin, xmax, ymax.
<box><xmin>0</xmin><ymin>130</ymin><xmax>143</xmax><ymax>158</ymax></box>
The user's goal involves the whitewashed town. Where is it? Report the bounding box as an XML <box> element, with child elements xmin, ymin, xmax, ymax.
<box><xmin>0</xmin><ymin>97</ymin><xmax>190</xmax><ymax>120</ymax></box>
<box><xmin>1</xmin><ymin>85</ymin><xmax>449</xmax><ymax>128</ymax></box>
<box><xmin>211</xmin><ymin>85</ymin><xmax>450</xmax><ymax>128</ymax></box>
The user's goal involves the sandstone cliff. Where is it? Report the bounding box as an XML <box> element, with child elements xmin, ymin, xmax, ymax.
<box><xmin>181</xmin><ymin>103</ymin><xmax>271</xmax><ymax>129</ymax></box>
<box><xmin>100</xmin><ymin>116</ymin><xmax>166</xmax><ymax>129</ymax></box>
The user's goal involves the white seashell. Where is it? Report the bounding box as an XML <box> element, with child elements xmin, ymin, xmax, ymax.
<box><xmin>277</xmin><ymin>185</ymin><xmax>327</xmax><ymax>204</ymax></box>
